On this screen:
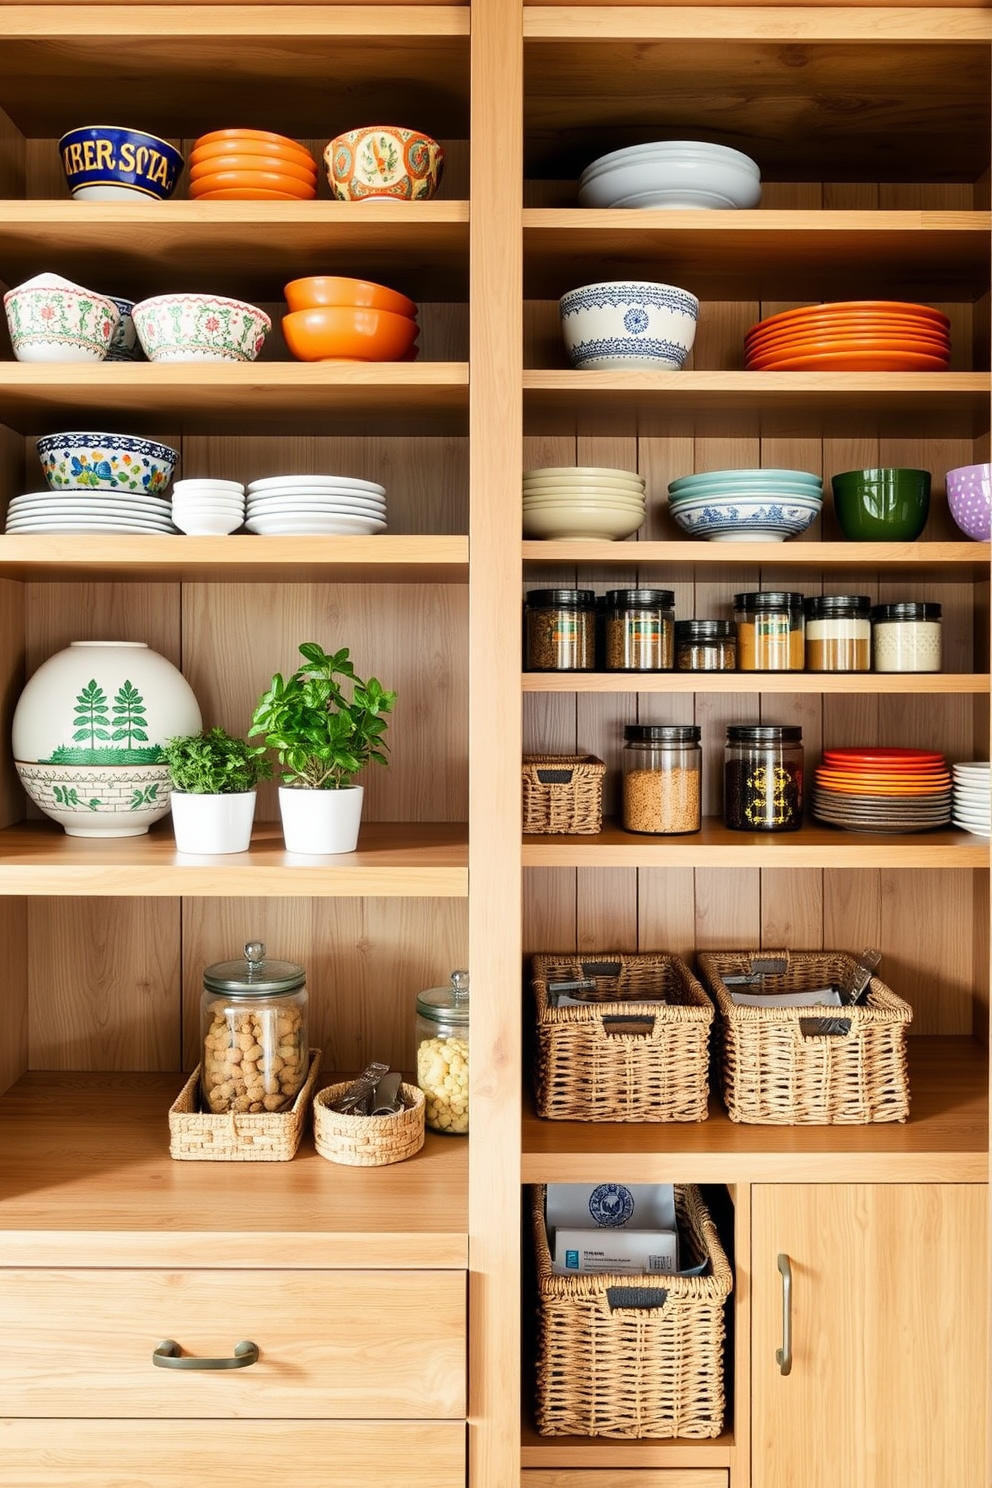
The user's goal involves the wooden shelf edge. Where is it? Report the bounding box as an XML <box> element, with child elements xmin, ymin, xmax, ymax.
<box><xmin>520</xmin><ymin>1432</ymin><xmax>734</xmax><ymax>1468</ymax></box>
<box><xmin>522</xmin><ymin>540</ymin><xmax>991</xmax><ymax>575</ymax></box>
<box><xmin>524</xmin><ymin>207</ymin><xmax>992</xmax><ymax>233</ymax></box>
<box><xmin>0</xmin><ymin>6</ymin><xmax>473</xmax><ymax>39</ymax></box>
<box><xmin>523</xmin><ymin>672</ymin><xmax>989</xmax><ymax>695</ymax></box>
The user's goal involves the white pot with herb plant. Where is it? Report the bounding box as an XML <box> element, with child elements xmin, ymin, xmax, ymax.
<box><xmin>163</xmin><ymin>726</ymin><xmax>272</xmax><ymax>854</ymax></box>
<box><xmin>249</xmin><ymin>641</ymin><xmax>396</xmax><ymax>855</ymax></box>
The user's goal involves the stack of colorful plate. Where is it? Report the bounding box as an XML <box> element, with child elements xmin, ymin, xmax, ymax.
<box><xmin>812</xmin><ymin>747</ymin><xmax>952</xmax><ymax>833</ymax></box>
<box><xmin>952</xmin><ymin>761</ymin><xmax>990</xmax><ymax>836</ymax></box>
<box><xmin>522</xmin><ymin>465</ymin><xmax>646</xmax><ymax>541</ymax></box>
<box><xmin>244</xmin><ymin>474</ymin><xmax>387</xmax><ymax>535</ymax></box>
<box><xmin>188</xmin><ymin>129</ymin><xmax>318</xmax><ymax>201</ymax></box>
<box><xmin>5</xmin><ymin>488</ymin><xmax>176</xmax><ymax>535</ymax></box>
<box><xmin>667</xmin><ymin>467</ymin><xmax>823</xmax><ymax>541</ymax></box>
<box><xmin>744</xmin><ymin>301</ymin><xmax>951</xmax><ymax>372</ymax></box>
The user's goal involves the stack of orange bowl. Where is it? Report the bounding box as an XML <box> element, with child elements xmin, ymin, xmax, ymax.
<box><xmin>744</xmin><ymin>300</ymin><xmax>951</xmax><ymax>372</ymax></box>
<box><xmin>188</xmin><ymin>129</ymin><xmax>318</xmax><ymax>201</ymax></box>
<box><xmin>282</xmin><ymin>275</ymin><xmax>419</xmax><ymax>362</ymax></box>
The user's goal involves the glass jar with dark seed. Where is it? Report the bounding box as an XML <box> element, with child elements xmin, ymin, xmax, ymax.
<box><xmin>675</xmin><ymin>619</ymin><xmax>737</xmax><ymax>671</ymax></box>
<box><xmin>604</xmin><ymin>589</ymin><xmax>675</xmax><ymax>670</ymax></box>
<box><xmin>524</xmin><ymin>589</ymin><xmax>596</xmax><ymax>671</ymax></box>
<box><xmin>724</xmin><ymin>724</ymin><xmax>804</xmax><ymax>832</ymax></box>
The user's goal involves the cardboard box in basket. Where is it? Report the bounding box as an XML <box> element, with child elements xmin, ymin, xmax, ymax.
<box><xmin>169</xmin><ymin>1048</ymin><xmax>322</xmax><ymax>1161</ymax></box>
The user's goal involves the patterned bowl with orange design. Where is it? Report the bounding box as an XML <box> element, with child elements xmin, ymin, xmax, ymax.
<box><xmin>324</xmin><ymin>125</ymin><xmax>444</xmax><ymax>202</ymax></box>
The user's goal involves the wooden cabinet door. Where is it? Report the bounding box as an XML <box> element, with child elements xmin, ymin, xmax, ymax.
<box><xmin>752</xmin><ymin>1184</ymin><xmax>987</xmax><ymax>1488</ymax></box>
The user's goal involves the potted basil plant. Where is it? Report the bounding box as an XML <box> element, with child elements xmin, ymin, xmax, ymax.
<box><xmin>162</xmin><ymin>726</ymin><xmax>271</xmax><ymax>854</ymax></box>
<box><xmin>249</xmin><ymin>641</ymin><xmax>396</xmax><ymax>854</ymax></box>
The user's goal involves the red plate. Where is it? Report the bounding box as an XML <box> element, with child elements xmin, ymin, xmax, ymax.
<box><xmin>823</xmin><ymin>748</ymin><xmax>946</xmax><ymax>765</ymax></box>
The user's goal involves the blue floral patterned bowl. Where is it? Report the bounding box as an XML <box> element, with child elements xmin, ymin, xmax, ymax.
<box><xmin>58</xmin><ymin>125</ymin><xmax>184</xmax><ymax>202</ymax></box>
<box><xmin>36</xmin><ymin>431</ymin><xmax>179</xmax><ymax>495</ymax></box>
<box><xmin>559</xmin><ymin>279</ymin><xmax>699</xmax><ymax>370</ymax></box>
<box><xmin>670</xmin><ymin>492</ymin><xmax>822</xmax><ymax>542</ymax></box>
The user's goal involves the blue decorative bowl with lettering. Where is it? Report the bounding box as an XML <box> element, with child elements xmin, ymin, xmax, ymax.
<box><xmin>58</xmin><ymin>125</ymin><xmax>184</xmax><ymax>202</ymax></box>
<box><xmin>559</xmin><ymin>279</ymin><xmax>699</xmax><ymax>371</ymax></box>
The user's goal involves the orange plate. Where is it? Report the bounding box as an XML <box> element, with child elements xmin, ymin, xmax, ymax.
<box><xmin>746</xmin><ymin>313</ymin><xmax>950</xmax><ymax>348</ymax></box>
<box><xmin>282</xmin><ymin>304</ymin><xmax>420</xmax><ymax>362</ymax></box>
<box><xmin>746</xmin><ymin>323</ymin><xmax>950</xmax><ymax>357</ymax></box>
<box><xmin>189</xmin><ymin>170</ymin><xmax>316</xmax><ymax>200</ymax></box>
<box><xmin>189</xmin><ymin>152</ymin><xmax>317</xmax><ymax>186</ymax></box>
<box><xmin>747</xmin><ymin>300</ymin><xmax>951</xmax><ymax>336</ymax></box>
<box><xmin>191</xmin><ymin>186</ymin><xmax>311</xmax><ymax>201</ymax></box>
<box><xmin>748</xmin><ymin>349</ymin><xmax>949</xmax><ymax>372</ymax></box>
<box><xmin>823</xmin><ymin>748</ymin><xmax>946</xmax><ymax>765</ymax></box>
<box><xmin>746</xmin><ymin>339</ymin><xmax>950</xmax><ymax>371</ymax></box>
<box><xmin>193</xmin><ymin>127</ymin><xmax>315</xmax><ymax>161</ymax></box>
<box><xmin>284</xmin><ymin>275</ymin><xmax>417</xmax><ymax>319</ymax></box>
<box><xmin>189</xmin><ymin>138</ymin><xmax>316</xmax><ymax>170</ymax></box>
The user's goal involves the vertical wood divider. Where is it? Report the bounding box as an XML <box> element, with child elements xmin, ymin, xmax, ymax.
<box><xmin>470</xmin><ymin>1</ymin><xmax>524</xmax><ymax>1484</ymax></box>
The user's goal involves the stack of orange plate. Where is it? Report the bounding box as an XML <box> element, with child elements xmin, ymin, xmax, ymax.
<box><xmin>188</xmin><ymin>129</ymin><xmax>318</xmax><ymax>201</ymax></box>
<box><xmin>744</xmin><ymin>300</ymin><xmax>951</xmax><ymax>372</ymax></box>
<box><xmin>812</xmin><ymin>747</ymin><xmax>952</xmax><ymax>832</ymax></box>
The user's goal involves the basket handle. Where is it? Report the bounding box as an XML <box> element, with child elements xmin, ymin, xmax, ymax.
<box><xmin>605</xmin><ymin>1285</ymin><xmax>669</xmax><ymax>1312</ymax></box>
<box><xmin>536</xmin><ymin>767</ymin><xmax>575</xmax><ymax>784</ymax></box>
<box><xmin>599</xmin><ymin>1013</ymin><xmax>658</xmax><ymax>1039</ymax></box>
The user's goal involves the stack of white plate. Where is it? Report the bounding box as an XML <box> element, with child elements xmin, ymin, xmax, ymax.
<box><xmin>523</xmin><ymin>465</ymin><xmax>646</xmax><ymax>541</ymax></box>
<box><xmin>245</xmin><ymin>474</ymin><xmax>387</xmax><ymax>536</ymax></box>
<box><xmin>5</xmin><ymin>487</ymin><xmax>176</xmax><ymax>535</ymax></box>
<box><xmin>578</xmin><ymin>140</ymin><xmax>762</xmax><ymax>210</ymax></box>
<box><xmin>952</xmin><ymin>761</ymin><xmax>990</xmax><ymax>836</ymax></box>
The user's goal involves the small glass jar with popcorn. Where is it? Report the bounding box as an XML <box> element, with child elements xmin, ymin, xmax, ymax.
<box><xmin>415</xmin><ymin>969</ymin><xmax>469</xmax><ymax>1135</ymax></box>
<box><xmin>200</xmin><ymin>941</ymin><xmax>308</xmax><ymax>1115</ymax></box>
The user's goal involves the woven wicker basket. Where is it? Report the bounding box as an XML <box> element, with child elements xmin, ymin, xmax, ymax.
<box><xmin>313</xmin><ymin>1081</ymin><xmax>425</xmax><ymax>1166</ymax></box>
<box><xmin>522</xmin><ymin>754</ymin><xmax>606</xmax><ymax>834</ymax></box>
<box><xmin>532</xmin><ymin>1183</ymin><xmax>732</xmax><ymax>1438</ymax></box>
<box><xmin>169</xmin><ymin>1048</ymin><xmax>322</xmax><ymax>1161</ymax></box>
<box><xmin>531</xmin><ymin>952</ymin><xmax>713</xmax><ymax>1121</ymax></box>
<box><xmin>697</xmin><ymin>948</ymin><xmax>912</xmax><ymax>1125</ymax></box>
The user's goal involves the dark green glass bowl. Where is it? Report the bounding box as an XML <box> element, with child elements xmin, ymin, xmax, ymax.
<box><xmin>831</xmin><ymin>467</ymin><xmax>931</xmax><ymax>541</ymax></box>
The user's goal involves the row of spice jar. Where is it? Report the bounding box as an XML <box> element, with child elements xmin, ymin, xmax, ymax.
<box><xmin>524</xmin><ymin>588</ymin><xmax>942</xmax><ymax>673</ymax></box>
<box><xmin>623</xmin><ymin>724</ymin><xmax>804</xmax><ymax>835</ymax></box>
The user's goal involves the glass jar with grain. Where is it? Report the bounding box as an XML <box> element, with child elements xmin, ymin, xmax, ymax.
<box><xmin>675</xmin><ymin>619</ymin><xmax>737</xmax><ymax>671</ymax></box>
<box><xmin>804</xmin><ymin>594</ymin><xmax>871</xmax><ymax>672</ymax></box>
<box><xmin>871</xmin><ymin>602</ymin><xmax>943</xmax><ymax>672</ymax></box>
<box><xmin>734</xmin><ymin>591</ymin><xmax>805</xmax><ymax>671</ymax></box>
<box><xmin>622</xmin><ymin>724</ymin><xmax>702</xmax><ymax>835</ymax></box>
<box><xmin>524</xmin><ymin>589</ymin><xmax>596</xmax><ymax>671</ymax></box>
<box><xmin>724</xmin><ymin>725</ymin><xmax>804</xmax><ymax>832</ymax></box>
<box><xmin>200</xmin><ymin>941</ymin><xmax>309</xmax><ymax>1115</ymax></box>
<box><xmin>604</xmin><ymin>588</ymin><xmax>675</xmax><ymax>671</ymax></box>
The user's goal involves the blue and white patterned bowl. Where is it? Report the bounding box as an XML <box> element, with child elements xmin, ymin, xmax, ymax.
<box><xmin>37</xmin><ymin>431</ymin><xmax>179</xmax><ymax>496</ymax></box>
<box><xmin>59</xmin><ymin>125</ymin><xmax>184</xmax><ymax>202</ymax></box>
<box><xmin>670</xmin><ymin>492</ymin><xmax>822</xmax><ymax>542</ymax></box>
<box><xmin>106</xmin><ymin>297</ymin><xmax>144</xmax><ymax>361</ymax></box>
<box><xmin>559</xmin><ymin>279</ymin><xmax>699</xmax><ymax>371</ymax></box>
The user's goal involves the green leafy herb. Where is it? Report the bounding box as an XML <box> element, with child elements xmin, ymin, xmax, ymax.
<box><xmin>161</xmin><ymin>726</ymin><xmax>272</xmax><ymax>794</ymax></box>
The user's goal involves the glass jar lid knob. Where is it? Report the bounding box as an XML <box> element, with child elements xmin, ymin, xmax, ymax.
<box><xmin>451</xmin><ymin>968</ymin><xmax>469</xmax><ymax>1006</ymax></box>
<box><xmin>245</xmin><ymin>940</ymin><xmax>265</xmax><ymax>968</ymax></box>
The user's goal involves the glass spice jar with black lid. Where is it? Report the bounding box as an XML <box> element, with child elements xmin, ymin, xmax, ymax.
<box><xmin>804</xmin><ymin>594</ymin><xmax>871</xmax><ymax>672</ymax></box>
<box><xmin>604</xmin><ymin>589</ymin><xmax>675</xmax><ymax>671</ymax></box>
<box><xmin>871</xmin><ymin>602</ymin><xmax>943</xmax><ymax>673</ymax></box>
<box><xmin>524</xmin><ymin>589</ymin><xmax>596</xmax><ymax>671</ymax></box>
<box><xmin>734</xmin><ymin>591</ymin><xmax>805</xmax><ymax>671</ymax></box>
<box><xmin>724</xmin><ymin>724</ymin><xmax>804</xmax><ymax>832</ymax></box>
<box><xmin>675</xmin><ymin>619</ymin><xmax>737</xmax><ymax>671</ymax></box>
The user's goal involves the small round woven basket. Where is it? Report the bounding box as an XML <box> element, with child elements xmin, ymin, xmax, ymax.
<box><xmin>313</xmin><ymin>1081</ymin><xmax>426</xmax><ymax>1166</ymax></box>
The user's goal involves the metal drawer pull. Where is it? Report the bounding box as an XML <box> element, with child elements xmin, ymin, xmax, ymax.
<box><xmin>153</xmin><ymin>1338</ymin><xmax>259</xmax><ymax>1370</ymax></box>
<box><xmin>776</xmin><ymin>1253</ymin><xmax>793</xmax><ymax>1376</ymax></box>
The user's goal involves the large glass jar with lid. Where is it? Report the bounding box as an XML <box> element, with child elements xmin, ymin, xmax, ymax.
<box><xmin>724</xmin><ymin>725</ymin><xmax>804</xmax><ymax>832</ymax></box>
<box><xmin>415</xmin><ymin>969</ymin><xmax>469</xmax><ymax>1134</ymax></box>
<box><xmin>200</xmin><ymin>941</ymin><xmax>309</xmax><ymax>1114</ymax></box>
<box><xmin>622</xmin><ymin>724</ymin><xmax>702</xmax><ymax>834</ymax></box>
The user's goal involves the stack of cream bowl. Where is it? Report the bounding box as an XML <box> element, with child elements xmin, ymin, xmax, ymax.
<box><xmin>170</xmin><ymin>478</ymin><xmax>246</xmax><ymax>536</ymax></box>
<box><xmin>578</xmin><ymin>140</ymin><xmax>762</xmax><ymax>210</ymax></box>
<box><xmin>245</xmin><ymin>474</ymin><xmax>387</xmax><ymax>536</ymax></box>
<box><xmin>523</xmin><ymin>466</ymin><xmax>646</xmax><ymax>541</ymax></box>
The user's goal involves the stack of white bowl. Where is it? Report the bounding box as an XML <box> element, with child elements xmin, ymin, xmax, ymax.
<box><xmin>245</xmin><ymin>475</ymin><xmax>387</xmax><ymax>535</ymax></box>
<box><xmin>578</xmin><ymin>140</ymin><xmax>762</xmax><ymax>210</ymax></box>
<box><xmin>523</xmin><ymin>466</ymin><xmax>646</xmax><ymax>541</ymax></box>
<box><xmin>171</xmin><ymin>478</ymin><xmax>246</xmax><ymax>535</ymax></box>
<box><xmin>952</xmin><ymin>762</ymin><xmax>990</xmax><ymax>836</ymax></box>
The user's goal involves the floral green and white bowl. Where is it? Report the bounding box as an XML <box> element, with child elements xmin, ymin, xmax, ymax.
<box><xmin>132</xmin><ymin>292</ymin><xmax>271</xmax><ymax>362</ymax></box>
<box><xmin>3</xmin><ymin>273</ymin><xmax>119</xmax><ymax>363</ymax></box>
<box><xmin>36</xmin><ymin>431</ymin><xmax>179</xmax><ymax>495</ymax></box>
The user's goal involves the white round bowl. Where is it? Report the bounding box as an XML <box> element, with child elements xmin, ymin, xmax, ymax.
<box><xmin>559</xmin><ymin>280</ymin><xmax>698</xmax><ymax>371</ymax></box>
<box><xmin>4</xmin><ymin>276</ymin><xmax>120</xmax><ymax>363</ymax></box>
<box><xmin>580</xmin><ymin>139</ymin><xmax>761</xmax><ymax>182</ymax></box>
<box><xmin>172</xmin><ymin>477</ymin><xmax>245</xmax><ymax>495</ymax></box>
<box><xmin>578</xmin><ymin>142</ymin><xmax>762</xmax><ymax>210</ymax></box>
<box><xmin>132</xmin><ymin>292</ymin><xmax>271</xmax><ymax>362</ymax></box>
<box><xmin>171</xmin><ymin>507</ymin><xmax>244</xmax><ymax>535</ymax></box>
<box><xmin>522</xmin><ymin>503</ymin><xmax>645</xmax><ymax>540</ymax></box>
<box><xmin>36</xmin><ymin>431</ymin><xmax>179</xmax><ymax>495</ymax></box>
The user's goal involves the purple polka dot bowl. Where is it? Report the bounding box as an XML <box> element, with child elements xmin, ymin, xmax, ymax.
<box><xmin>946</xmin><ymin>463</ymin><xmax>991</xmax><ymax>542</ymax></box>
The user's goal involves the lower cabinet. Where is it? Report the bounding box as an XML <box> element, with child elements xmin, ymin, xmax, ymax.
<box><xmin>751</xmin><ymin>1183</ymin><xmax>987</xmax><ymax>1488</ymax></box>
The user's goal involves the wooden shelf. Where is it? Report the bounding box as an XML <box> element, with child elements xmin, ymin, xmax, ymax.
<box><xmin>522</xmin><ymin>539</ymin><xmax>992</xmax><ymax>579</ymax></box>
<box><xmin>520</xmin><ymin>1424</ymin><xmax>734</xmax><ymax>1469</ymax></box>
<box><xmin>0</xmin><ymin>201</ymin><xmax>470</xmax><ymax>303</ymax></box>
<box><xmin>524</xmin><ymin>671</ymin><xmax>988</xmax><ymax>694</ymax></box>
<box><xmin>0</xmin><ymin>820</ymin><xmax>469</xmax><ymax>896</ymax></box>
<box><xmin>522</xmin><ymin>818</ymin><xmax>990</xmax><ymax>868</ymax></box>
<box><xmin>523</xmin><ymin>209</ymin><xmax>992</xmax><ymax>301</ymax></box>
<box><xmin>0</xmin><ymin>1070</ymin><xmax>468</xmax><ymax>1267</ymax></box>
<box><xmin>521</xmin><ymin>1037</ymin><xmax>988</xmax><ymax>1184</ymax></box>
<box><xmin>0</xmin><ymin>362</ymin><xmax>470</xmax><ymax>436</ymax></box>
<box><xmin>0</xmin><ymin>534</ymin><xmax>469</xmax><ymax>584</ymax></box>
<box><xmin>523</xmin><ymin>371</ymin><xmax>991</xmax><ymax>438</ymax></box>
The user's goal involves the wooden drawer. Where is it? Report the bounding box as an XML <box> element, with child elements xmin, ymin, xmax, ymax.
<box><xmin>521</xmin><ymin>1474</ymin><xmax>729</xmax><ymax>1487</ymax></box>
<box><xmin>0</xmin><ymin>1269</ymin><xmax>465</xmax><ymax>1417</ymax></box>
<box><xmin>0</xmin><ymin>1419</ymin><xmax>465</xmax><ymax>1488</ymax></box>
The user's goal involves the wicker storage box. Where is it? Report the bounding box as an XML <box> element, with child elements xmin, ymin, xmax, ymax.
<box><xmin>697</xmin><ymin>948</ymin><xmax>912</xmax><ymax>1125</ymax></box>
<box><xmin>313</xmin><ymin>1080</ymin><xmax>425</xmax><ymax>1166</ymax></box>
<box><xmin>532</xmin><ymin>1183</ymin><xmax>732</xmax><ymax>1438</ymax></box>
<box><xmin>531</xmin><ymin>952</ymin><xmax>713</xmax><ymax>1121</ymax></box>
<box><xmin>522</xmin><ymin>754</ymin><xmax>606</xmax><ymax>835</ymax></box>
<box><xmin>169</xmin><ymin>1048</ymin><xmax>322</xmax><ymax>1161</ymax></box>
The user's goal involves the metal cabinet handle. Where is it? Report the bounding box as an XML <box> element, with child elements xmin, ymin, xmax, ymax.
<box><xmin>776</xmin><ymin>1253</ymin><xmax>793</xmax><ymax>1376</ymax></box>
<box><xmin>153</xmin><ymin>1338</ymin><xmax>259</xmax><ymax>1370</ymax></box>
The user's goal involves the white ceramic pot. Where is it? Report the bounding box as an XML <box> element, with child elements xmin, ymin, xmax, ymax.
<box><xmin>12</xmin><ymin>640</ymin><xmax>201</xmax><ymax>837</ymax></box>
<box><xmin>278</xmin><ymin>784</ymin><xmax>364</xmax><ymax>854</ymax></box>
<box><xmin>170</xmin><ymin>790</ymin><xmax>256</xmax><ymax>854</ymax></box>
